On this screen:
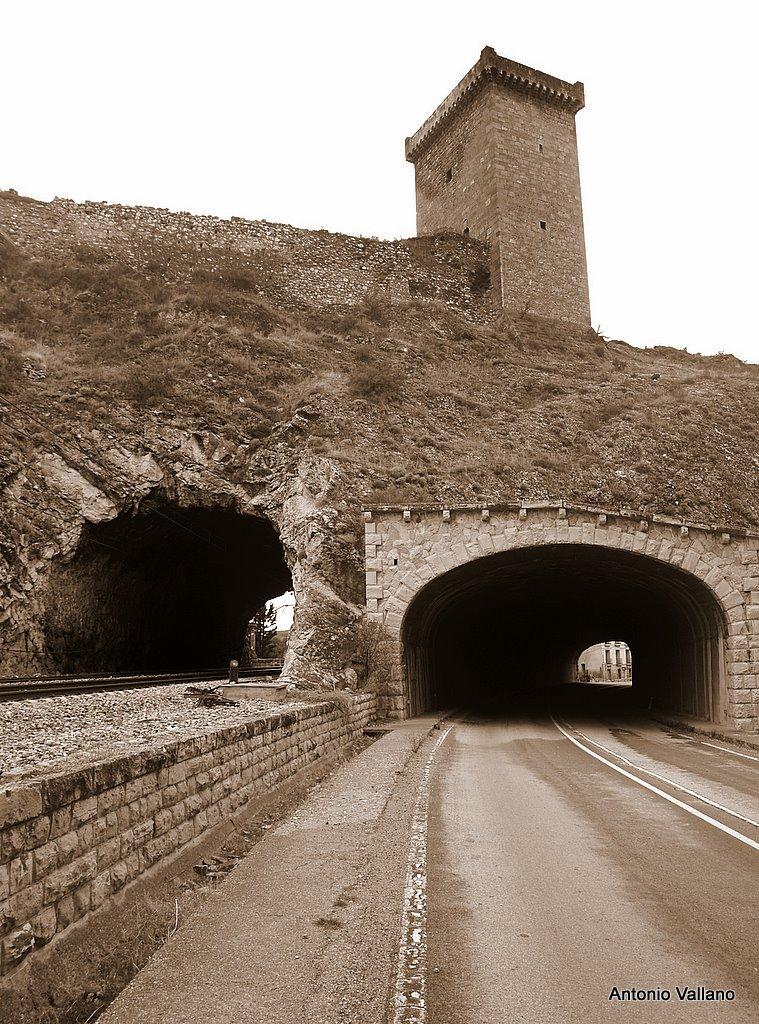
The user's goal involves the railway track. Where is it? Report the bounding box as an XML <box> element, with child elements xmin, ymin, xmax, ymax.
<box><xmin>0</xmin><ymin>665</ymin><xmax>283</xmax><ymax>702</ymax></box>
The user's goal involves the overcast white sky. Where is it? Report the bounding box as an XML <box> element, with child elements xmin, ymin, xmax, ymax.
<box><xmin>3</xmin><ymin>1</ymin><xmax>757</xmax><ymax>361</ymax></box>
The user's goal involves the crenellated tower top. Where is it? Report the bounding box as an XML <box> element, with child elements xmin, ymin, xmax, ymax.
<box><xmin>406</xmin><ymin>46</ymin><xmax>591</xmax><ymax>325</ymax></box>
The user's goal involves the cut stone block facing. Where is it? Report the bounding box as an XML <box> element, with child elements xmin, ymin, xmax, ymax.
<box><xmin>0</xmin><ymin>695</ymin><xmax>377</xmax><ymax>981</ymax></box>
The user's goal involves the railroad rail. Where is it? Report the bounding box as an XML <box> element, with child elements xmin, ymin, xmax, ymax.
<box><xmin>0</xmin><ymin>665</ymin><xmax>283</xmax><ymax>702</ymax></box>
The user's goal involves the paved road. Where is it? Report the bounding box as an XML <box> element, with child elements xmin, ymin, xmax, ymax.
<box><xmin>100</xmin><ymin>688</ymin><xmax>758</xmax><ymax>1023</ymax></box>
<box><xmin>426</xmin><ymin>690</ymin><xmax>759</xmax><ymax>1023</ymax></box>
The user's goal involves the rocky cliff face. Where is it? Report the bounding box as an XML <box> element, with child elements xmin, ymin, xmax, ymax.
<box><xmin>0</xmin><ymin>411</ymin><xmax>365</xmax><ymax>686</ymax></box>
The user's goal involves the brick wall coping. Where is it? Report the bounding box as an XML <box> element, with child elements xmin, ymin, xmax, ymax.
<box><xmin>361</xmin><ymin>501</ymin><xmax>759</xmax><ymax>541</ymax></box>
<box><xmin>405</xmin><ymin>46</ymin><xmax>585</xmax><ymax>163</ymax></box>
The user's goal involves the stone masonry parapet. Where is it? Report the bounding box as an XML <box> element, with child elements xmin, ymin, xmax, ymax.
<box><xmin>0</xmin><ymin>694</ymin><xmax>377</xmax><ymax>981</ymax></box>
<box><xmin>362</xmin><ymin>501</ymin><xmax>759</xmax><ymax>541</ymax></box>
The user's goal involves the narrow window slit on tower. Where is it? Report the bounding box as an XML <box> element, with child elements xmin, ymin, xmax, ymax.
<box><xmin>539</xmin><ymin>220</ymin><xmax>547</xmax><ymax>230</ymax></box>
<box><xmin>539</xmin><ymin>142</ymin><xmax>544</xmax><ymax>153</ymax></box>
<box><xmin>445</xmin><ymin>168</ymin><xmax>453</xmax><ymax>183</ymax></box>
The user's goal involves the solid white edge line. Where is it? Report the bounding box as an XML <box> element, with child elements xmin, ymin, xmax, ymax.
<box><xmin>549</xmin><ymin>713</ymin><xmax>759</xmax><ymax>853</ymax></box>
<box><xmin>392</xmin><ymin>724</ymin><xmax>453</xmax><ymax>1024</ymax></box>
<box><xmin>701</xmin><ymin>741</ymin><xmax>759</xmax><ymax>763</ymax></box>
<box><xmin>562</xmin><ymin>723</ymin><xmax>759</xmax><ymax>830</ymax></box>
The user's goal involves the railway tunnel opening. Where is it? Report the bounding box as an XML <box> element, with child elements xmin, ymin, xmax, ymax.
<box><xmin>400</xmin><ymin>544</ymin><xmax>726</xmax><ymax>722</ymax></box>
<box><xmin>42</xmin><ymin>501</ymin><xmax>292</xmax><ymax>674</ymax></box>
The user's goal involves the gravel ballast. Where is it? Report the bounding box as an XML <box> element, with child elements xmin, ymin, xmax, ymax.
<box><xmin>0</xmin><ymin>683</ymin><xmax>305</xmax><ymax>782</ymax></box>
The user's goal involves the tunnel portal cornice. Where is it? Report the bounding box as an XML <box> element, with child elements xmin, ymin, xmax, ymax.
<box><xmin>361</xmin><ymin>503</ymin><xmax>759</xmax><ymax>731</ymax></box>
<box><xmin>362</xmin><ymin>501</ymin><xmax>759</xmax><ymax>542</ymax></box>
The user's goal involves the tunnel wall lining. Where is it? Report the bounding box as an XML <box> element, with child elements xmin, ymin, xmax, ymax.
<box><xmin>362</xmin><ymin>503</ymin><xmax>759</xmax><ymax>729</ymax></box>
<box><xmin>0</xmin><ymin>694</ymin><xmax>377</xmax><ymax>982</ymax></box>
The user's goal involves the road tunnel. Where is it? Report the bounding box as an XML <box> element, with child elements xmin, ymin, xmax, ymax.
<box><xmin>400</xmin><ymin>544</ymin><xmax>726</xmax><ymax>721</ymax></box>
<box><xmin>41</xmin><ymin>501</ymin><xmax>292</xmax><ymax>673</ymax></box>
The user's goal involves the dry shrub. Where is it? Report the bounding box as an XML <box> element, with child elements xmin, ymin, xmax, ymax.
<box><xmin>353</xmin><ymin>618</ymin><xmax>398</xmax><ymax>692</ymax></box>
<box><xmin>179</xmin><ymin>283</ymin><xmax>231</xmax><ymax>316</ymax></box>
<box><xmin>120</xmin><ymin>365</ymin><xmax>176</xmax><ymax>406</ymax></box>
<box><xmin>223</xmin><ymin>268</ymin><xmax>262</xmax><ymax>292</ymax></box>
<box><xmin>360</xmin><ymin>288</ymin><xmax>391</xmax><ymax>323</ymax></box>
<box><xmin>583</xmin><ymin>399</ymin><xmax>627</xmax><ymax>431</ymax></box>
<box><xmin>533</xmin><ymin>452</ymin><xmax>564</xmax><ymax>471</ymax></box>
<box><xmin>353</xmin><ymin>344</ymin><xmax>373</xmax><ymax>364</ymax></box>
<box><xmin>0</xmin><ymin>293</ymin><xmax>35</xmax><ymax>331</ymax></box>
<box><xmin>347</xmin><ymin>361</ymin><xmax>396</xmax><ymax>400</ymax></box>
<box><xmin>487</xmin><ymin>453</ymin><xmax>531</xmax><ymax>475</ymax></box>
<box><xmin>370</xmin><ymin>482</ymin><xmax>410</xmax><ymax>503</ymax></box>
<box><xmin>331</xmin><ymin>307</ymin><xmax>374</xmax><ymax>337</ymax></box>
<box><xmin>0</xmin><ymin>334</ymin><xmax>25</xmax><ymax>383</ymax></box>
<box><xmin>287</xmin><ymin>371</ymin><xmax>345</xmax><ymax>413</ymax></box>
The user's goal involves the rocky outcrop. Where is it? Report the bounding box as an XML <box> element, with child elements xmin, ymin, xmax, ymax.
<box><xmin>0</xmin><ymin>413</ymin><xmax>364</xmax><ymax>689</ymax></box>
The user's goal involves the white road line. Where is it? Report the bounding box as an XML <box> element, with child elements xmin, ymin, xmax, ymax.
<box><xmin>561</xmin><ymin>721</ymin><xmax>759</xmax><ymax>830</ymax></box>
<box><xmin>550</xmin><ymin>713</ymin><xmax>759</xmax><ymax>853</ymax></box>
<box><xmin>393</xmin><ymin>725</ymin><xmax>453</xmax><ymax>1024</ymax></box>
<box><xmin>701</xmin><ymin>741</ymin><xmax>759</xmax><ymax>763</ymax></box>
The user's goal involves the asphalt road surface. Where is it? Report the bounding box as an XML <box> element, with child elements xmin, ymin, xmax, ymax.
<box><xmin>426</xmin><ymin>688</ymin><xmax>759</xmax><ymax>1023</ymax></box>
<box><xmin>101</xmin><ymin>687</ymin><xmax>758</xmax><ymax>1024</ymax></box>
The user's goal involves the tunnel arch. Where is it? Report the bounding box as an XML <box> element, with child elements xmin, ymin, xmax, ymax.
<box><xmin>399</xmin><ymin>543</ymin><xmax>729</xmax><ymax>721</ymax></box>
<box><xmin>42</xmin><ymin>499</ymin><xmax>292</xmax><ymax>673</ymax></box>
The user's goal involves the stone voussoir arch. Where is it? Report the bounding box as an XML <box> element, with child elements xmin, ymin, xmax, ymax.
<box><xmin>362</xmin><ymin>502</ymin><xmax>759</xmax><ymax>730</ymax></box>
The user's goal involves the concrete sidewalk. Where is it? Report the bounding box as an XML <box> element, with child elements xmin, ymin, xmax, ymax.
<box><xmin>103</xmin><ymin>716</ymin><xmax>443</xmax><ymax>1024</ymax></box>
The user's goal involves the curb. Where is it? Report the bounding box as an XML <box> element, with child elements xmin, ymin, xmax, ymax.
<box><xmin>648</xmin><ymin>711</ymin><xmax>759</xmax><ymax>754</ymax></box>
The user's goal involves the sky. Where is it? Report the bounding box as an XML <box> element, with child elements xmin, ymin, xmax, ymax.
<box><xmin>269</xmin><ymin>593</ymin><xmax>295</xmax><ymax>632</ymax></box>
<box><xmin>2</xmin><ymin>1</ymin><xmax>757</xmax><ymax>362</ymax></box>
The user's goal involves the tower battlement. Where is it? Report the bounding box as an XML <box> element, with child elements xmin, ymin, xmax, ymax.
<box><xmin>406</xmin><ymin>46</ymin><xmax>591</xmax><ymax>325</ymax></box>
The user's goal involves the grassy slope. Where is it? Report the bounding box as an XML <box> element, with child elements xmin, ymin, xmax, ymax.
<box><xmin>1</xmin><ymin>237</ymin><xmax>757</xmax><ymax>528</ymax></box>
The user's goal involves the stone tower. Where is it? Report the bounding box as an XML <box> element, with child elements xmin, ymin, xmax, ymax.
<box><xmin>405</xmin><ymin>46</ymin><xmax>591</xmax><ymax>325</ymax></box>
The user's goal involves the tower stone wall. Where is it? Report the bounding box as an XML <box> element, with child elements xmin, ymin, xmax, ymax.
<box><xmin>406</xmin><ymin>47</ymin><xmax>591</xmax><ymax>325</ymax></box>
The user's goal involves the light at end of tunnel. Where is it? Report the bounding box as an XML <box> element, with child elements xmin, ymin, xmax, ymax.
<box><xmin>269</xmin><ymin>591</ymin><xmax>295</xmax><ymax>631</ymax></box>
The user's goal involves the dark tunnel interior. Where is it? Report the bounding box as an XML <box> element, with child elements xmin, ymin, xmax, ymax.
<box><xmin>42</xmin><ymin>503</ymin><xmax>292</xmax><ymax>673</ymax></box>
<box><xmin>401</xmin><ymin>545</ymin><xmax>726</xmax><ymax>721</ymax></box>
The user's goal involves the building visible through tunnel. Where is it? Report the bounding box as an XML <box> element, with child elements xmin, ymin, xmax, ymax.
<box><xmin>577</xmin><ymin>641</ymin><xmax>632</xmax><ymax>683</ymax></box>
<box><xmin>42</xmin><ymin>501</ymin><xmax>292</xmax><ymax>674</ymax></box>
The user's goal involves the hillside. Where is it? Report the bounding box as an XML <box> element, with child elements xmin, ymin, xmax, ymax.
<box><xmin>1</xmin><ymin>189</ymin><xmax>758</xmax><ymax>683</ymax></box>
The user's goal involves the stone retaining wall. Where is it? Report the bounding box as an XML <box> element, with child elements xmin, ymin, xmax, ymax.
<box><xmin>0</xmin><ymin>694</ymin><xmax>376</xmax><ymax>981</ymax></box>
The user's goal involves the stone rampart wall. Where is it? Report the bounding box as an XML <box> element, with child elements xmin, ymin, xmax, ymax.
<box><xmin>0</xmin><ymin>694</ymin><xmax>376</xmax><ymax>981</ymax></box>
<box><xmin>0</xmin><ymin>190</ymin><xmax>494</xmax><ymax>323</ymax></box>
